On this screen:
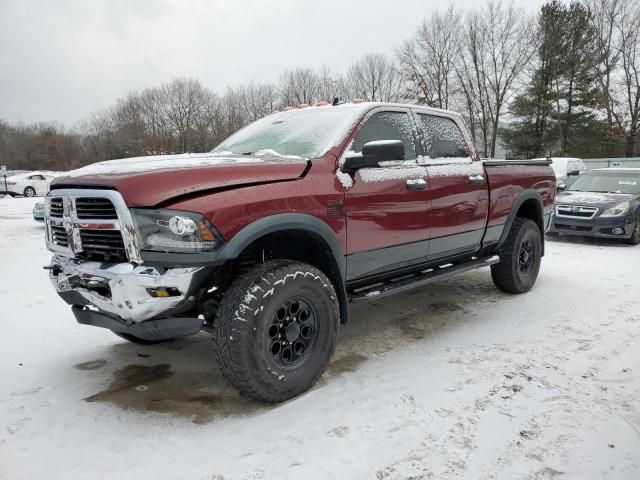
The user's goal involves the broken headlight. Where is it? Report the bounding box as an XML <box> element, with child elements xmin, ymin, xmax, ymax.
<box><xmin>131</xmin><ymin>209</ymin><xmax>223</xmax><ymax>253</ymax></box>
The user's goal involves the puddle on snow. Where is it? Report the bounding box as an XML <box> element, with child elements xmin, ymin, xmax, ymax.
<box><xmin>80</xmin><ymin>271</ymin><xmax>503</xmax><ymax>421</ymax></box>
<box><xmin>85</xmin><ymin>363</ymin><xmax>263</xmax><ymax>424</ymax></box>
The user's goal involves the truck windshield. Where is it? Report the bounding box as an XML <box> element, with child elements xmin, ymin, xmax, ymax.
<box><xmin>211</xmin><ymin>106</ymin><xmax>364</xmax><ymax>159</ymax></box>
<box><xmin>568</xmin><ymin>172</ymin><xmax>640</xmax><ymax>194</ymax></box>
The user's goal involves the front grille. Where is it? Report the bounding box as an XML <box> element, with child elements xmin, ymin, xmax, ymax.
<box><xmin>46</xmin><ymin>190</ymin><xmax>139</xmax><ymax>263</ymax></box>
<box><xmin>50</xmin><ymin>224</ymin><xmax>69</xmax><ymax>247</ymax></box>
<box><xmin>556</xmin><ymin>205</ymin><xmax>598</xmax><ymax>219</ymax></box>
<box><xmin>79</xmin><ymin>230</ymin><xmax>127</xmax><ymax>263</ymax></box>
<box><xmin>75</xmin><ymin>198</ymin><xmax>118</xmax><ymax>219</ymax></box>
<box><xmin>554</xmin><ymin>223</ymin><xmax>592</xmax><ymax>232</ymax></box>
<box><xmin>49</xmin><ymin>198</ymin><xmax>63</xmax><ymax>218</ymax></box>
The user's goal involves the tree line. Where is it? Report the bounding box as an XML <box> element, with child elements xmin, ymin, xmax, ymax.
<box><xmin>2</xmin><ymin>0</ymin><xmax>640</xmax><ymax>171</ymax></box>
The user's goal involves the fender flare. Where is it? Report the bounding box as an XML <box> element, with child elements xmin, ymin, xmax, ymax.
<box><xmin>217</xmin><ymin>213</ymin><xmax>349</xmax><ymax>323</ymax></box>
<box><xmin>498</xmin><ymin>189</ymin><xmax>546</xmax><ymax>254</ymax></box>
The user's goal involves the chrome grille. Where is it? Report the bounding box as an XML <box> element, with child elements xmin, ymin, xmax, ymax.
<box><xmin>79</xmin><ymin>229</ymin><xmax>127</xmax><ymax>262</ymax></box>
<box><xmin>555</xmin><ymin>205</ymin><xmax>598</xmax><ymax>219</ymax></box>
<box><xmin>50</xmin><ymin>224</ymin><xmax>69</xmax><ymax>247</ymax></box>
<box><xmin>75</xmin><ymin>198</ymin><xmax>118</xmax><ymax>219</ymax></box>
<box><xmin>44</xmin><ymin>189</ymin><xmax>142</xmax><ymax>264</ymax></box>
<box><xmin>49</xmin><ymin>198</ymin><xmax>63</xmax><ymax>218</ymax></box>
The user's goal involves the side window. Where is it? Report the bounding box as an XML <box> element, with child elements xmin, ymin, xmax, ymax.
<box><xmin>350</xmin><ymin>111</ymin><xmax>417</xmax><ymax>161</ymax></box>
<box><xmin>418</xmin><ymin>114</ymin><xmax>469</xmax><ymax>160</ymax></box>
<box><xmin>30</xmin><ymin>175</ymin><xmax>44</xmax><ymax>180</ymax></box>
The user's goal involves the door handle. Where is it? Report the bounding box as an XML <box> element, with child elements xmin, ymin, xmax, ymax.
<box><xmin>406</xmin><ymin>178</ymin><xmax>427</xmax><ymax>191</ymax></box>
<box><xmin>468</xmin><ymin>174</ymin><xmax>485</xmax><ymax>185</ymax></box>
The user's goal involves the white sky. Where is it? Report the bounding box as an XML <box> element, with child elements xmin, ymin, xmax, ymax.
<box><xmin>0</xmin><ymin>0</ymin><xmax>547</xmax><ymax>126</ymax></box>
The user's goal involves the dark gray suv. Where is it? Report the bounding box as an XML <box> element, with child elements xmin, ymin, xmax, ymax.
<box><xmin>547</xmin><ymin>168</ymin><xmax>640</xmax><ymax>245</ymax></box>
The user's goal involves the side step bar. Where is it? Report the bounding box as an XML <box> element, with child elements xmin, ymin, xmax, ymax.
<box><xmin>348</xmin><ymin>255</ymin><xmax>500</xmax><ymax>303</ymax></box>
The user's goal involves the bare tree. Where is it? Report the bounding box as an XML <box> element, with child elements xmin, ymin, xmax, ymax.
<box><xmin>456</xmin><ymin>0</ymin><xmax>536</xmax><ymax>157</ymax></box>
<box><xmin>398</xmin><ymin>5</ymin><xmax>462</xmax><ymax>109</ymax></box>
<box><xmin>347</xmin><ymin>53</ymin><xmax>403</xmax><ymax>102</ymax></box>
<box><xmin>279</xmin><ymin>68</ymin><xmax>321</xmax><ymax>106</ymax></box>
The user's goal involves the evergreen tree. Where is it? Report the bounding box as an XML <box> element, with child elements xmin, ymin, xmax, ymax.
<box><xmin>503</xmin><ymin>1</ymin><xmax>603</xmax><ymax>158</ymax></box>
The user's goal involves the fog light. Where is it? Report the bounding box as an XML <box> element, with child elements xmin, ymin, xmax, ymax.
<box><xmin>612</xmin><ymin>227</ymin><xmax>624</xmax><ymax>235</ymax></box>
<box><xmin>147</xmin><ymin>287</ymin><xmax>181</xmax><ymax>298</ymax></box>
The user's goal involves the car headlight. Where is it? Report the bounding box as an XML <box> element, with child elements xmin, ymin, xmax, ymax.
<box><xmin>600</xmin><ymin>201</ymin><xmax>631</xmax><ymax>217</ymax></box>
<box><xmin>130</xmin><ymin>209</ymin><xmax>223</xmax><ymax>253</ymax></box>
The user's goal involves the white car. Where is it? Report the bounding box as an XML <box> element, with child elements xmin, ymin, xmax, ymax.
<box><xmin>535</xmin><ymin>157</ymin><xmax>587</xmax><ymax>187</ymax></box>
<box><xmin>4</xmin><ymin>172</ymin><xmax>56</xmax><ymax>197</ymax></box>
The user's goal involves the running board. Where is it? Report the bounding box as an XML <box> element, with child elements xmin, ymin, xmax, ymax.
<box><xmin>348</xmin><ymin>255</ymin><xmax>500</xmax><ymax>303</ymax></box>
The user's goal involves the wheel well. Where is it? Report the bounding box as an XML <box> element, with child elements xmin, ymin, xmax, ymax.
<box><xmin>515</xmin><ymin>198</ymin><xmax>545</xmax><ymax>254</ymax></box>
<box><xmin>230</xmin><ymin>229</ymin><xmax>349</xmax><ymax>324</ymax></box>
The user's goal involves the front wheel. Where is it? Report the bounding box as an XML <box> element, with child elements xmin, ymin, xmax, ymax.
<box><xmin>491</xmin><ymin>218</ymin><xmax>542</xmax><ymax>294</ymax></box>
<box><xmin>625</xmin><ymin>217</ymin><xmax>640</xmax><ymax>245</ymax></box>
<box><xmin>213</xmin><ymin>260</ymin><xmax>339</xmax><ymax>403</ymax></box>
<box><xmin>23</xmin><ymin>187</ymin><xmax>36</xmax><ymax>197</ymax></box>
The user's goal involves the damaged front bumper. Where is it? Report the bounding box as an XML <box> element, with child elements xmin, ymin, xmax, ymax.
<box><xmin>49</xmin><ymin>254</ymin><xmax>209</xmax><ymax>323</ymax></box>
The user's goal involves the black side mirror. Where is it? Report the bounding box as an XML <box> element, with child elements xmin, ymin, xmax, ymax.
<box><xmin>557</xmin><ymin>183</ymin><xmax>567</xmax><ymax>191</ymax></box>
<box><xmin>342</xmin><ymin>140</ymin><xmax>405</xmax><ymax>173</ymax></box>
<box><xmin>567</xmin><ymin>170</ymin><xmax>580</xmax><ymax>177</ymax></box>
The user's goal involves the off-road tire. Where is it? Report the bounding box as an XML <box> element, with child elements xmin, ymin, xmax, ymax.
<box><xmin>624</xmin><ymin>216</ymin><xmax>640</xmax><ymax>245</ymax></box>
<box><xmin>23</xmin><ymin>187</ymin><xmax>36</xmax><ymax>197</ymax></box>
<box><xmin>113</xmin><ymin>331</ymin><xmax>168</xmax><ymax>345</ymax></box>
<box><xmin>213</xmin><ymin>260</ymin><xmax>339</xmax><ymax>403</ymax></box>
<box><xmin>491</xmin><ymin>218</ymin><xmax>542</xmax><ymax>294</ymax></box>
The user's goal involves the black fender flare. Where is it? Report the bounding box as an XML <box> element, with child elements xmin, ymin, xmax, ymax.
<box><xmin>498</xmin><ymin>189</ymin><xmax>546</xmax><ymax>255</ymax></box>
<box><xmin>217</xmin><ymin>213</ymin><xmax>349</xmax><ymax>323</ymax></box>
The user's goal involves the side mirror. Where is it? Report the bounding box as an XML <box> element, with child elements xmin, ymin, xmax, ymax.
<box><xmin>342</xmin><ymin>140</ymin><xmax>405</xmax><ymax>172</ymax></box>
<box><xmin>567</xmin><ymin>169</ymin><xmax>580</xmax><ymax>177</ymax></box>
<box><xmin>557</xmin><ymin>183</ymin><xmax>567</xmax><ymax>192</ymax></box>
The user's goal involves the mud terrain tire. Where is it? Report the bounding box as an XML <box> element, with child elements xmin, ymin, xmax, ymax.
<box><xmin>213</xmin><ymin>260</ymin><xmax>339</xmax><ymax>403</ymax></box>
<box><xmin>491</xmin><ymin>218</ymin><xmax>542</xmax><ymax>294</ymax></box>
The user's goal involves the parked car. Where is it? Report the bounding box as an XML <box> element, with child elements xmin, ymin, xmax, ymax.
<box><xmin>5</xmin><ymin>172</ymin><xmax>56</xmax><ymax>197</ymax></box>
<box><xmin>43</xmin><ymin>101</ymin><xmax>556</xmax><ymax>402</ymax></box>
<box><xmin>547</xmin><ymin>168</ymin><xmax>640</xmax><ymax>244</ymax></box>
<box><xmin>33</xmin><ymin>201</ymin><xmax>45</xmax><ymax>221</ymax></box>
<box><xmin>546</xmin><ymin>157</ymin><xmax>587</xmax><ymax>187</ymax></box>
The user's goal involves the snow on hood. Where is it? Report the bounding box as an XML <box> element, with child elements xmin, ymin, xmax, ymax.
<box><xmin>557</xmin><ymin>190</ymin><xmax>632</xmax><ymax>206</ymax></box>
<box><xmin>66</xmin><ymin>153</ymin><xmax>268</xmax><ymax>177</ymax></box>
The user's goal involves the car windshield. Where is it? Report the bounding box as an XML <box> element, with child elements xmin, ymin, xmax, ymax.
<box><xmin>568</xmin><ymin>171</ymin><xmax>640</xmax><ymax>194</ymax></box>
<box><xmin>211</xmin><ymin>106</ymin><xmax>364</xmax><ymax>159</ymax></box>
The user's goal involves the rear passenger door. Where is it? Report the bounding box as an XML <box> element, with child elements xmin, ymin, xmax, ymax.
<box><xmin>344</xmin><ymin>108</ymin><xmax>431</xmax><ymax>280</ymax></box>
<box><xmin>415</xmin><ymin>112</ymin><xmax>489</xmax><ymax>260</ymax></box>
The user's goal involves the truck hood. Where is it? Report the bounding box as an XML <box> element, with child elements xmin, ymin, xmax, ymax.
<box><xmin>51</xmin><ymin>153</ymin><xmax>309</xmax><ymax>206</ymax></box>
<box><xmin>555</xmin><ymin>190</ymin><xmax>633</xmax><ymax>209</ymax></box>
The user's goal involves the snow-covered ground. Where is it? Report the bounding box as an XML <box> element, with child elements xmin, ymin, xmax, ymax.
<box><xmin>1</xmin><ymin>196</ymin><xmax>639</xmax><ymax>480</ymax></box>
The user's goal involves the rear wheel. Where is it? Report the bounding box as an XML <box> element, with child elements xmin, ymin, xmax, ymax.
<box><xmin>23</xmin><ymin>187</ymin><xmax>36</xmax><ymax>197</ymax></box>
<box><xmin>625</xmin><ymin>216</ymin><xmax>640</xmax><ymax>245</ymax></box>
<box><xmin>213</xmin><ymin>260</ymin><xmax>339</xmax><ymax>403</ymax></box>
<box><xmin>491</xmin><ymin>218</ymin><xmax>542</xmax><ymax>294</ymax></box>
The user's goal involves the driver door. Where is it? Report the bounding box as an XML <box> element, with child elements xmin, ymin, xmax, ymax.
<box><xmin>344</xmin><ymin>108</ymin><xmax>431</xmax><ymax>281</ymax></box>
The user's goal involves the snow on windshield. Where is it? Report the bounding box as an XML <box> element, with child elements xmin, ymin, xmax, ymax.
<box><xmin>568</xmin><ymin>172</ymin><xmax>640</xmax><ymax>195</ymax></box>
<box><xmin>212</xmin><ymin>105</ymin><xmax>367</xmax><ymax>159</ymax></box>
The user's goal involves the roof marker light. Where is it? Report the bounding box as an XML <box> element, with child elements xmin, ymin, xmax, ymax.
<box><xmin>316</xmin><ymin>101</ymin><xmax>329</xmax><ymax>106</ymax></box>
<box><xmin>352</xmin><ymin>98</ymin><xmax>365</xmax><ymax>104</ymax></box>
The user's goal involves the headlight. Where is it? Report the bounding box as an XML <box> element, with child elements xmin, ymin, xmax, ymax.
<box><xmin>130</xmin><ymin>209</ymin><xmax>223</xmax><ymax>253</ymax></box>
<box><xmin>600</xmin><ymin>201</ymin><xmax>631</xmax><ymax>217</ymax></box>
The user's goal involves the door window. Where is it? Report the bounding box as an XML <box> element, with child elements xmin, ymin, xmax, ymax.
<box><xmin>350</xmin><ymin>111</ymin><xmax>417</xmax><ymax>161</ymax></box>
<box><xmin>418</xmin><ymin>114</ymin><xmax>469</xmax><ymax>160</ymax></box>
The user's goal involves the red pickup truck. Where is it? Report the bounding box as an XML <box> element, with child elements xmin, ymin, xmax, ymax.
<box><xmin>45</xmin><ymin>102</ymin><xmax>555</xmax><ymax>402</ymax></box>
